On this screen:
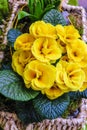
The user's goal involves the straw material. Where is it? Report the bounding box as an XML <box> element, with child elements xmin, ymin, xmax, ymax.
<box><xmin>0</xmin><ymin>0</ymin><xmax>27</xmax><ymax>63</ymax></box>
<box><xmin>0</xmin><ymin>98</ymin><xmax>87</xmax><ymax>130</ymax></box>
<box><xmin>0</xmin><ymin>0</ymin><xmax>87</xmax><ymax>129</ymax></box>
<box><xmin>61</xmin><ymin>0</ymin><xmax>87</xmax><ymax>42</ymax></box>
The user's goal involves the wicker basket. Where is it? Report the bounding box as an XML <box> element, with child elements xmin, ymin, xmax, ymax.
<box><xmin>0</xmin><ymin>0</ymin><xmax>87</xmax><ymax>130</ymax></box>
<box><xmin>0</xmin><ymin>98</ymin><xmax>87</xmax><ymax>130</ymax></box>
<box><xmin>61</xmin><ymin>0</ymin><xmax>87</xmax><ymax>42</ymax></box>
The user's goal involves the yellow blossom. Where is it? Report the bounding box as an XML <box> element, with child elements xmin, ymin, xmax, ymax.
<box><xmin>66</xmin><ymin>39</ymin><xmax>87</xmax><ymax>62</ymax></box>
<box><xmin>57</xmin><ymin>39</ymin><xmax>67</xmax><ymax>54</ymax></box>
<box><xmin>23</xmin><ymin>60</ymin><xmax>56</xmax><ymax>90</ymax></box>
<box><xmin>79</xmin><ymin>67</ymin><xmax>87</xmax><ymax>91</ymax></box>
<box><xmin>56</xmin><ymin>62</ymin><xmax>70</xmax><ymax>92</ymax></box>
<box><xmin>12</xmin><ymin>50</ymin><xmax>34</xmax><ymax>76</ymax></box>
<box><xmin>79</xmin><ymin>82</ymin><xmax>87</xmax><ymax>91</ymax></box>
<box><xmin>42</xmin><ymin>83</ymin><xmax>64</xmax><ymax>100</ymax></box>
<box><xmin>29</xmin><ymin>21</ymin><xmax>57</xmax><ymax>39</ymax></box>
<box><xmin>78</xmin><ymin>54</ymin><xmax>87</xmax><ymax>68</ymax></box>
<box><xmin>56</xmin><ymin>24</ymin><xmax>80</xmax><ymax>43</ymax></box>
<box><xmin>14</xmin><ymin>33</ymin><xmax>35</xmax><ymax>50</ymax></box>
<box><xmin>56</xmin><ymin>61</ymin><xmax>85</xmax><ymax>91</ymax></box>
<box><xmin>31</xmin><ymin>37</ymin><xmax>62</xmax><ymax>63</ymax></box>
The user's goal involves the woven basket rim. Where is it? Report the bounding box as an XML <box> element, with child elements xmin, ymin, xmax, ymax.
<box><xmin>61</xmin><ymin>0</ymin><xmax>87</xmax><ymax>42</ymax></box>
<box><xmin>0</xmin><ymin>98</ymin><xmax>87</xmax><ymax>130</ymax></box>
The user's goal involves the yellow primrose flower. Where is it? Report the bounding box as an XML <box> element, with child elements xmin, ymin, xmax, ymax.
<box><xmin>31</xmin><ymin>37</ymin><xmax>62</xmax><ymax>63</ymax></box>
<box><xmin>60</xmin><ymin>55</ymin><xmax>70</xmax><ymax>63</ymax></box>
<box><xmin>14</xmin><ymin>33</ymin><xmax>35</xmax><ymax>50</ymax></box>
<box><xmin>56</xmin><ymin>24</ymin><xmax>80</xmax><ymax>43</ymax></box>
<box><xmin>79</xmin><ymin>82</ymin><xmax>87</xmax><ymax>91</ymax></box>
<box><xmin>42</xmin><ymin>83</ymin><xmax>64</xmax><ymax>100</ymax></box>
<box><xmin>56</xmin><ymin>61</ymin><xmax>85</xmax><ymax>91</ymax></box>
<box><xmin>78</xmin><ymin>53</ymin><xmax>87</xmax><ymax>68</ymax></box>
<box><xmin>56</xmin><ymin>62</ymin><xmax>70</xmax><ymax>92</ymax></box>
<box><xmin>29</xmin><ymin>21</ymin><xmax>57</xmax><ymax>39</ymax></box>
<box><xmin>23</xmin><ymin>60</ymin><xmax>56</xmax><ymax>90</ymax></box>
<box><xmin>66</xmin><ymin>39</ymin><xmax>87</xmax><ymax>62</ymax></box>
<box><xmin>12</xmin><ymin>50</ymin><xmax>34</xmax><ymax>76</ymax></box>
<box><xmin>82</xmin><ymin>67</ymin><xmax>87</xmax><ymax>82</ymax></box>
<box><xmin>79</xmin><ymin>66</ymin><xmax>87</xmax><ymax>91</ymax></box>
<box><xmin>57</xmin><ymin>39</ymin><xmax>67</xmax><ymax>54</ymax></box>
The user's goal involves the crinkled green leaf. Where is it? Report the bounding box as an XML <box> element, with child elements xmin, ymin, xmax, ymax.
<box><xmin>42</xmin><ymin>9</ymin><xmax>67</xmax><ymax>26</ymax></box>
<box><xmin>15</xmin><ymin>100</ymin><xmax>43</xmax><ymax>125</ymax></box>
<box><xmin>7</xmin><ymin>29</ymin><xmax>22</xmax><ymax>47</ymax></box>
<box><xmin>0</xmin><ymin>70</ymin><xmax>39</xmax><ymax>101</ymax></box>
<box><xmin>69</xmin><ymin>89</ymin><xmax>87</xmax><ymax>99</ymax></box>
<box><xmin>33</xmin><ymin>93</ymin><xmax>70</xmax><ymax>119</ymax></box>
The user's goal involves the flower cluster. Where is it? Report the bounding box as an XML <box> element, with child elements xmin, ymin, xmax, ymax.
<box><xmin>12</xmin><ymin>21</ymin><xmax>87</xmax><ymax>100</ymax></box>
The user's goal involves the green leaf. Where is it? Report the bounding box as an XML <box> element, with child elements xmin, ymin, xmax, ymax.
<box><xmin>0</xmin><ymin>0</ymin><xmax>9</xmax><ymax>21</ymax></box>
<box><xmin>68</xmin><ymin>0</ymin><xmax>78</xmax><ymax>6</ymax></box>
<box><xmin>0</xmin><ymin>70</ymin><xmax>39</xmax><ymax>101</ymax></box>
<box><xmin>69</xmin><ymin>89</ymin><xmax>87</xmax><ymax>99</ymax></box>
<box><xmin>18</xmin><ymin>11</ymin><xmax>30</xmax><ymax>20</ymax></box>
<box><xmin>1</xmin><ymin>62</ymin><xmax>12</xmax><ymax>70</ymax></box>
<box><xmin>34</xmin><ymin>1</ymin><xmax>42</xmax><ymax>18</ymax></box>
<box><xmin>28</xmin><ymin>0</ymin><xmax>34</xmax><ymax>14</ymax></box>
<box><xmin>40</xmin><ymin>0</ymin><xmax>44</xmax><ymax>9</ymax></box>
<box><xmin>7</xmin><ymin>29</ymin><xmax>22</xmax><ymax>47</ymax></box>
<box><xmin>33</xmin><ymin>93</ymin><xmax>70</xmax><ymax>119</ymax></box>
<box><xmin>18</xmin><ymin>10</ymin><xmax>39</xmax><ymax>21</ymax></box>
<box><xmin>42</xmin><ymin>9</ymin><xmax>67</xmax><ymax>26</ymax></box>
<box><xmin>15</xmin><ymin>100</ymin><xmax>43</xmax><ymax>124</ymax></box>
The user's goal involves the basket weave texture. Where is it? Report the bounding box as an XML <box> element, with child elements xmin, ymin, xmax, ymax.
<box><xmin>0</xmin><ymin>98</ymin><xmax>87</xmax><ymax>130</ymax></box>
<box><xmin>0</xmin><ymin>0</ymin><xmax>87</xmax><ymax>130</ymax></box>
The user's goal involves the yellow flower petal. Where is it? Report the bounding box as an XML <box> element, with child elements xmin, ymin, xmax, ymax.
<box><xmin>64</xmin><ymin>62</ymin><xmax>85</xmax><ymax>91</ymax></box>
<box><xmin>56</xmin><ymin>61</ymin><xmax>85</xmax><ymax>91</ymax></box>
<box><xmin>56</xmin><ymin>62</ymin><xmax>70</xmax><ymax>92</ymax></box>
<box><xmin>42</xmin><ymin>84</ymin><xmax>64</xmax><ymax>100</ymax></box>
<box><xmin>31</xmin><ymin>37</ymin><xmax>62</xmax><ymax>63</ymax></box>
<box><xmin>12</xmin><ymin>50</ymin><xmax>33</xmax><ymax>76</ymax></box>
<box><xmin>56</xmin><ymin>24</ymin><xmax>80</xmax><ymax>43</ymax></box>
<box><xmin>23</xmin><ymin>60</ymin><xmax>56</xmax><ymax>90</ymax></box>
<box><xmin>79</xmin><ymin>82</ymin><xmax>87</xmax><ymax>91</ymax></box>
<box><xmin>66</xmin><ymin>39</ymin><xmax>87</xmax><ymax>62</ymax></box>
<box><xmin>29</xmin><ymin>21</ymin><xmax>57</xmax><ymax>39</ymax></box>
<box><xmin>14</xmin><ymin>33</ymin><xmax>35</xmax><ymax>50</ymax></box>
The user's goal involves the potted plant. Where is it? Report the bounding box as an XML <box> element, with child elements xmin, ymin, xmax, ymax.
<box><xmin>0</xmin><ymin>0</ymin><xmax>87</xmax><ymax>130</ymax></box>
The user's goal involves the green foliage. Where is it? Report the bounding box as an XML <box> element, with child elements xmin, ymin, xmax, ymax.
<box><xmin>18</xmin><ymin>0</ymin><xmax>61</xmax><ymax>21</ymax></box>
<box><xmin>33</xmin><ymin>93</ymin><xmax>70</xmax><ymax>119</ymax></box>
<box><xmin>68</xmin><ymin>0</ymin><xmax>78</xmax><ymax>6</ymax></box>
<box><xmin>62</xmin><ymin>98</ymin><xmax>81</xmax><ymax>118</ymax></box>
<box><xmin>18</xmin><ymin>11</ymin><xmax>30</xmax><ymax>20</ymax></box>
<box><xmin>69</xmin><ymin>89</ymin><xmax>87</xmax><ymax>99</ymax></box>
<box><xmin>0</xmin><ymin>70</ymin><xmax>39</xmax><ymax>101</ymax></box>
<box><xmin>42</xmin><ymin>9</ymin><xmax>67</xmax><ymax>26</ymax></box>
<box><xmin>1</xmin><ymin>62</ymin><xmax>12</xmax><ymax>70</ymax></box>
<box><xmin>0</xmin><ymin>0</ymin><xmax>9</xmax><ymax>21</ymax></box>
<box><xmin>69</xmin><ymin>15</ymin><xmax>83</xmax><ymax>36</ymax></box>
<box><xmin>81</xmin><ymin>124</ymin><xmax>87</xmax><ymax>130</ymax></box>
<box><xmin>7</xmin><ymin>29</ymin><xmax>22</xmax><ymax>47</ymax></box>
<box><xmin>44</xmin><ymin>0</ymin><xmax>61</xmax><ymax>7</ymax></box>
<box><xmin>15</xmin><ymin>101</ymin><xmax>43</xmax><ymax>124</ymax></box>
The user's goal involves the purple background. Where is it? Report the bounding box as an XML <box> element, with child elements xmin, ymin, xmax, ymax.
<box><xmin>78</xmin><ymin>0</ymin><xmax>87</xmax><ymax>10</ymax></box>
